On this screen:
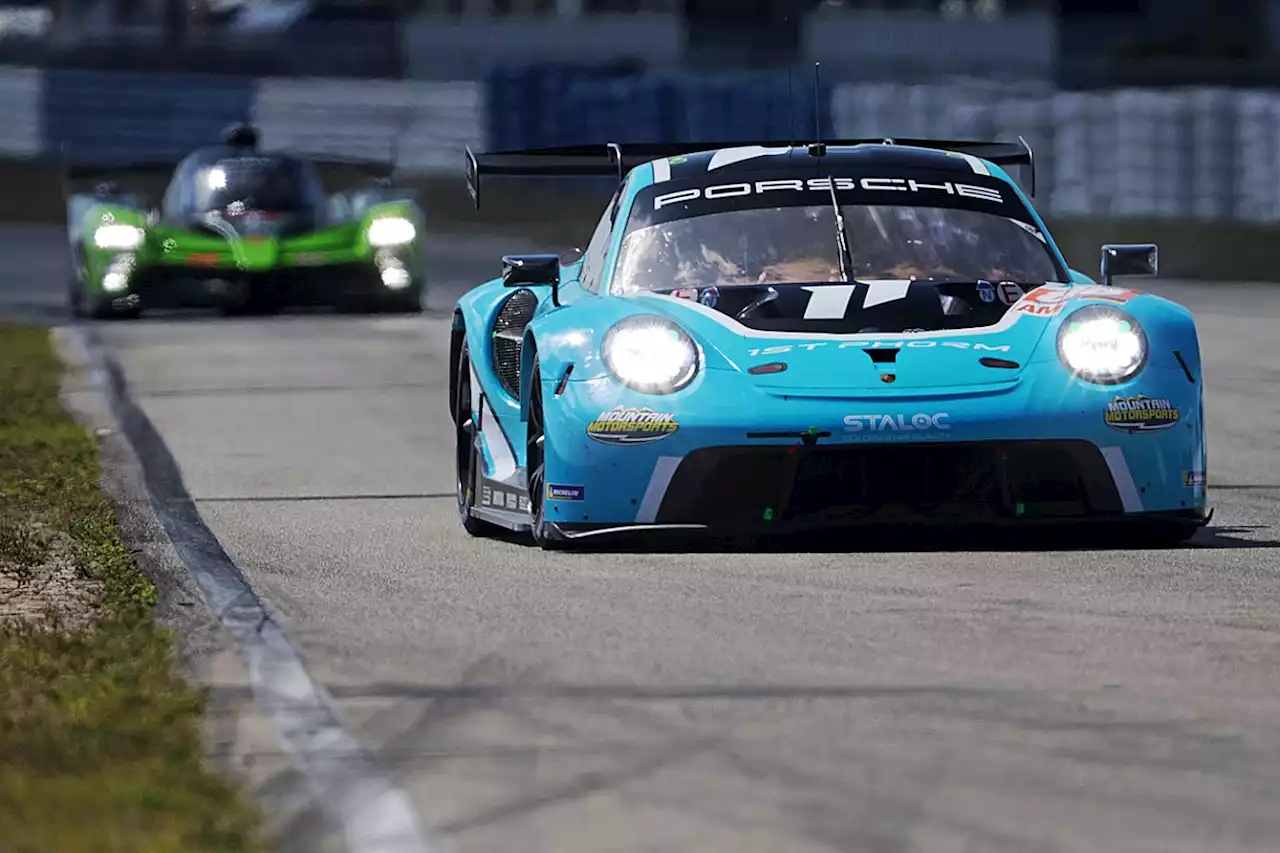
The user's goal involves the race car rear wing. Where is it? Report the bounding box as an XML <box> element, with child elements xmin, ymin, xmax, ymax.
<box><xmin>464</xmin><ymin>137</ymin><xmax>1036</xmax><ymax>208</ymax></box>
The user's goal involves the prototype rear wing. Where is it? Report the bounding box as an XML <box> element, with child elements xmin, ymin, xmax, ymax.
<box><xmin>464</xmin><ymin>137</ymin><xmax>1036</xmax><ymax>208</ymax></box>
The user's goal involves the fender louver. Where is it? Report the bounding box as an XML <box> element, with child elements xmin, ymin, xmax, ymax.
<box><xmin>492</xmin><ymin>288</ymin><xmax>539</xmax><ymax>400</ymax></box>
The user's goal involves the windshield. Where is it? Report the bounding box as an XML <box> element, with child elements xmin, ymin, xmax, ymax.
<box><xmin>613</xmin><ymin>194</ymin><xmax>1062</xmax><ymax>294</ymax></box>
<box><xmin>192</xmin><ymin>157</ymin><xmax>314</xmax><ymax>212</ymax></box>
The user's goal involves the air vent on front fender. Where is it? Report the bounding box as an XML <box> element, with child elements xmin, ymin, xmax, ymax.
<box><xmin>492</xmin><ymin>288</ymin><xmax>539</xmax><ymax>399</ymax></box>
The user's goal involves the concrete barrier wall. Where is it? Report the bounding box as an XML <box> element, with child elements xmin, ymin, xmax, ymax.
<box><xmin>14</xmin><ymin>64</ymin><xmax>1280</xmax><ymax>228</ymax></box>
<box><xmin>1</xmin><ymin>65</ymin><xmax>1279</xmax><ymax>279</ymax></box>
<box><xmin>252</xmin><ymin>78</ymin><xmax>483</xmax><ymax>173</ymax></box>
<box><xmin>0</xmin><ymin>66</ymin><xmax>42</xmax><ymax>158</ymax></box>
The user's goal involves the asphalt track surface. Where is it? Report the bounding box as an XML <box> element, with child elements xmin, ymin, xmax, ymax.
<box><xmin>7</xmin><ymin>223</ymin><xmax>1280</xmax><ymax>853</ymax></box>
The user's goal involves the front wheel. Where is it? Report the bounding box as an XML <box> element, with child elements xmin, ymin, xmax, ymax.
<box><xmin>455</xmin><ymin>340</ymin><xmax>499</xmax><ymax>537</ymax></box>
<box><xmin>383</xmin><ymin>281</ymin><xmax>424</xmax><ymax>314</ymax></box>
<box><xmin>525</xmin><ymin>359</ymin><xmax>564</xmax><ymax>550</ymax></box>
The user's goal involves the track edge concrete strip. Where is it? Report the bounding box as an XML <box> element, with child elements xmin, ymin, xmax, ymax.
<box><xmin>60</xmin><ymin>324</ymin><xmax>441</xmax><ymax>853</ymax></box>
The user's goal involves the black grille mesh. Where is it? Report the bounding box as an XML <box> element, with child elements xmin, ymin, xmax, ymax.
<box><xmin>492</xmin><ymin>288</ymin><xmax>539</xmax><ymax>399</ymax></box>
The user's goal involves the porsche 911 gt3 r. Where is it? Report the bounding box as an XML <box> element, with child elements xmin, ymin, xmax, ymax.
<box><xmin>451</xmin><ymin>138</ymin><xmax>1209</xmax><ymax>548</ymax></box>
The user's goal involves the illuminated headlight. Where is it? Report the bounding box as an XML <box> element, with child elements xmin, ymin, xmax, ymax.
<box><xmin>366</xmin><ymin>217</ymin><xmax>416</xmax><ymax>247</ymax></box>
<box><xmin>1057</xmin><ymin>305</ymin><xmax>1148</xmax><ymax>384</ymax></box>
<box><xmin>101</xmin><ymin>255</ymin><xmax>135</xmax><ymax>293</ymax></box>
<box><xmin>93</xmin><ymin>224</ymin><xmax>144</xmax><ymax>250</ymax></box>
<box><xmin>380</xmin><ymin>265</ymin><xmax>410</xmax><ymax>288</ymax></box>
<box><xmin>602</xmin><ymin>314</ymin><xmax>699</xmax><ymax>394</ymax></box>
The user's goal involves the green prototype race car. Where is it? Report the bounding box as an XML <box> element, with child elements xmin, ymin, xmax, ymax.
<box><xmin>64</xmin><ymin>123</ymin><xmax>426</xmax><ymax>319</ymax></box>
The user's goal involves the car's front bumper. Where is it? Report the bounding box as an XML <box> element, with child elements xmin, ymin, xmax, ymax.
<box><xmin>535</xmin><ymin>365</ymin><xmax>1208</xmax><ymax>534</ymax></box>
<box><xmin>88</xmin><ymin>254</ymin><xmax>420</xmax><ymax>309</ymax></box>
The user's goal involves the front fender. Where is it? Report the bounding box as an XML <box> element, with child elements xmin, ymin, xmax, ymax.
<box><xmin>1027</xmin><ymin>289</ymin><xmax>1201</xmax><ymax>380</ymax></box>
<box><xmin>516</xmin><ymin>296</ymin><xmax>666</xmax><ymax>421</ymax></box>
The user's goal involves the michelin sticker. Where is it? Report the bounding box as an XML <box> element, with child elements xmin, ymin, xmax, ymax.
<box><xmin>587</xmin><ymin>407</ymin><xmax>679</xmax><ymax>445</ymax></box>
<box><xmin>1103</xmin><ymin>395</ymin><xmax>1180</xmax><ymax>433</ymax></box>
<box><xmin>547</xmin><ymin>483</ymin><xmax>585</xmax><ymax>501</ymax></box>
<box><xmin>1183</xmin><ymin>470</ymin><xmax>1207</xmax><ymax>487</ymax></box>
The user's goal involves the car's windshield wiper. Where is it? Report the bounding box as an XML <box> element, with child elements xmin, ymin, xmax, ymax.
<box><xmin>826</xmin><ymin>181</ymin><xmax>854</xmax><ymax>283</ymax></box>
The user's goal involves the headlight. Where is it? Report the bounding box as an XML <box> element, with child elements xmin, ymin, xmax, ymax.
<box><xmin>1057</xmin><ymin>304</ymin><xmax>1148</xmax><ymax>384</ymax></box>
<box><xmin>602</xmin><ymin>315</ymin><xmax>699</xmax><ymax>394</ymax></box>
<box><xmin>366</xmin><ymin>217</ymin><xmax>415</xmax><ymax>247</ymax></box>
<box><xmin>93</xmin><ymin>224</ymin><xmax>144</xmax><ymax>250</ymax></box>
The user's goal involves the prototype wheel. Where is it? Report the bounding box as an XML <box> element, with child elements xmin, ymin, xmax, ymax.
<box><xmin>87</xmin><ymin>296</ymin><xmax>141</xmax><ymax>320</ymax></box>
<box><xmin>383</xmin><ymin>281</ymin><xmax>424</xmax><ymax>314</ymax></box>
<box><xmin>525</xmin><ymin>359</ymin><xmax>564</xmax><ymax>550</ymax></box>
<box><xmin>68</xmin><ymin>283</ymin><xmax>85</xmax><ymax>318</ymax></box>
<box><xmin>67</xmin><ymin>247</ymin><xmax>86</xmax><ymax>318</ymax></box>
<box><xmin>454</xmin><ymin>340</ymin><xmax>498</xmax><ymax>537</ymax></box>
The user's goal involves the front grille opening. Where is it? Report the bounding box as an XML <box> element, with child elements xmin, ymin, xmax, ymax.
<box><xmin>657</xmin><ymin>441</ymin><xmax>1121</xmax><ymax>528</ymax></box>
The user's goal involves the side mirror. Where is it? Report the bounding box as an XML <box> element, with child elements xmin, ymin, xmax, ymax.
<box><xmin>1100</xmin><ymin>243</ymin><xmax>1158</xmax><ymax>287</ymax></box>
<box><xmin>502</xmin><ymin>253</ymin><xmax>561</xmax><ymax>305</ymax></box>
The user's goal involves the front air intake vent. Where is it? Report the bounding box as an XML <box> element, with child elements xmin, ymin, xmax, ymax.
<box><xmin>492</xmin><ymin>288</ymin><xmax>539</xmax><ymax>399</ymax></box>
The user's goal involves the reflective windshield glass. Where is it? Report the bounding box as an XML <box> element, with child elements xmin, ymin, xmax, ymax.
<box><xmin>193</xmin><ymin>157</ymin><xmax>312</xmax><ymax>212</ymax></box>
<box><xmin>612</xmin><ymin>174</ymin><xmax>1063</xmax><ymax>294</ymax></box>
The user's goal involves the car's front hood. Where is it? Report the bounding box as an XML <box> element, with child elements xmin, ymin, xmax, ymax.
<box><xmin>637</xmin><ymin>291</ymin><xmax>1054</xmax><ymax>392</ymax></box>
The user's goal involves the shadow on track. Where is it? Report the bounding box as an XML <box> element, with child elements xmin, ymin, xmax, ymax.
<box><xmin>478</xmin><ymin>522</ymin><xmax>1280</xmax><ymax>554</ymax></box>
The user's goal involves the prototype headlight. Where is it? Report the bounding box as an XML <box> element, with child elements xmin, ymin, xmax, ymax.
<box><xmin>93</xmin><ymin>224</ymin><xmax>144</xmax><ymax>250</ymax></box>
<box><xmin>1057</xmin><ymin>304</ymin><xmax>1148</xmax><ymax>384</ymax></box>
<box><xmin>366</xmin><ymin>217</ymin><xmax>416</xmax><ymax>247</ymax></box>
<box><xmin>602</xmin><ymin>314</ymin><xmax>699</xmax><ymax>394</ymax></box>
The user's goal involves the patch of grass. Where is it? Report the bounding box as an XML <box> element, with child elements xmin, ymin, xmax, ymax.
<box><xmin>0</xmin><ymin>323</ymin><xmax>265</xmax><ymax>853</ymax></box>
<box><xmin>0</xmin><ymin>518</ymin><xmax>49</xmax><ymax>576</ymax></box>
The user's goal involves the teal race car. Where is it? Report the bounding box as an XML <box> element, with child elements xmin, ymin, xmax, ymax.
<box><xmin>452</xmin><ymin>137</ymin><xmax>1208</xmax><ymax>549</ymax></box>
<box><xmin>63</xmin><ymin>123</ymin><xmax>425</xmax><ymax>318</ymax></box>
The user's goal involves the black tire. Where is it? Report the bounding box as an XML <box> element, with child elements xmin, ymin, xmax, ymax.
<box><xmin>382</xmin><ymin>282</ymin><xmax>424</xmax><ymax>314</ymax></box>
<box><xmin>68</xmin><ymin>278</ymin><xmax>85</xmax><ymax>318</ymax></box>
<box><xmin>221</xmin><ymin>296</ymin><xmax>279</xmax><ymax>317</ymax></box>
<box><xmin>67</xmin><ymin>245</ymin><xmax>83</xmax><ymax>315</ymax></box>
<box><xmin>89</xmin><ymin>297</ymin><xmax>141</xmax><ymax>320</ymax></box>
<box><xmin>454</xmin><ymin>340</ymin><xmax>499</xmax><ymax>537</ymax></box>
<box><xmin>525</xmin><ymin>359</ymin><xmax>564</xmax><ymax>550</ymax></box>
